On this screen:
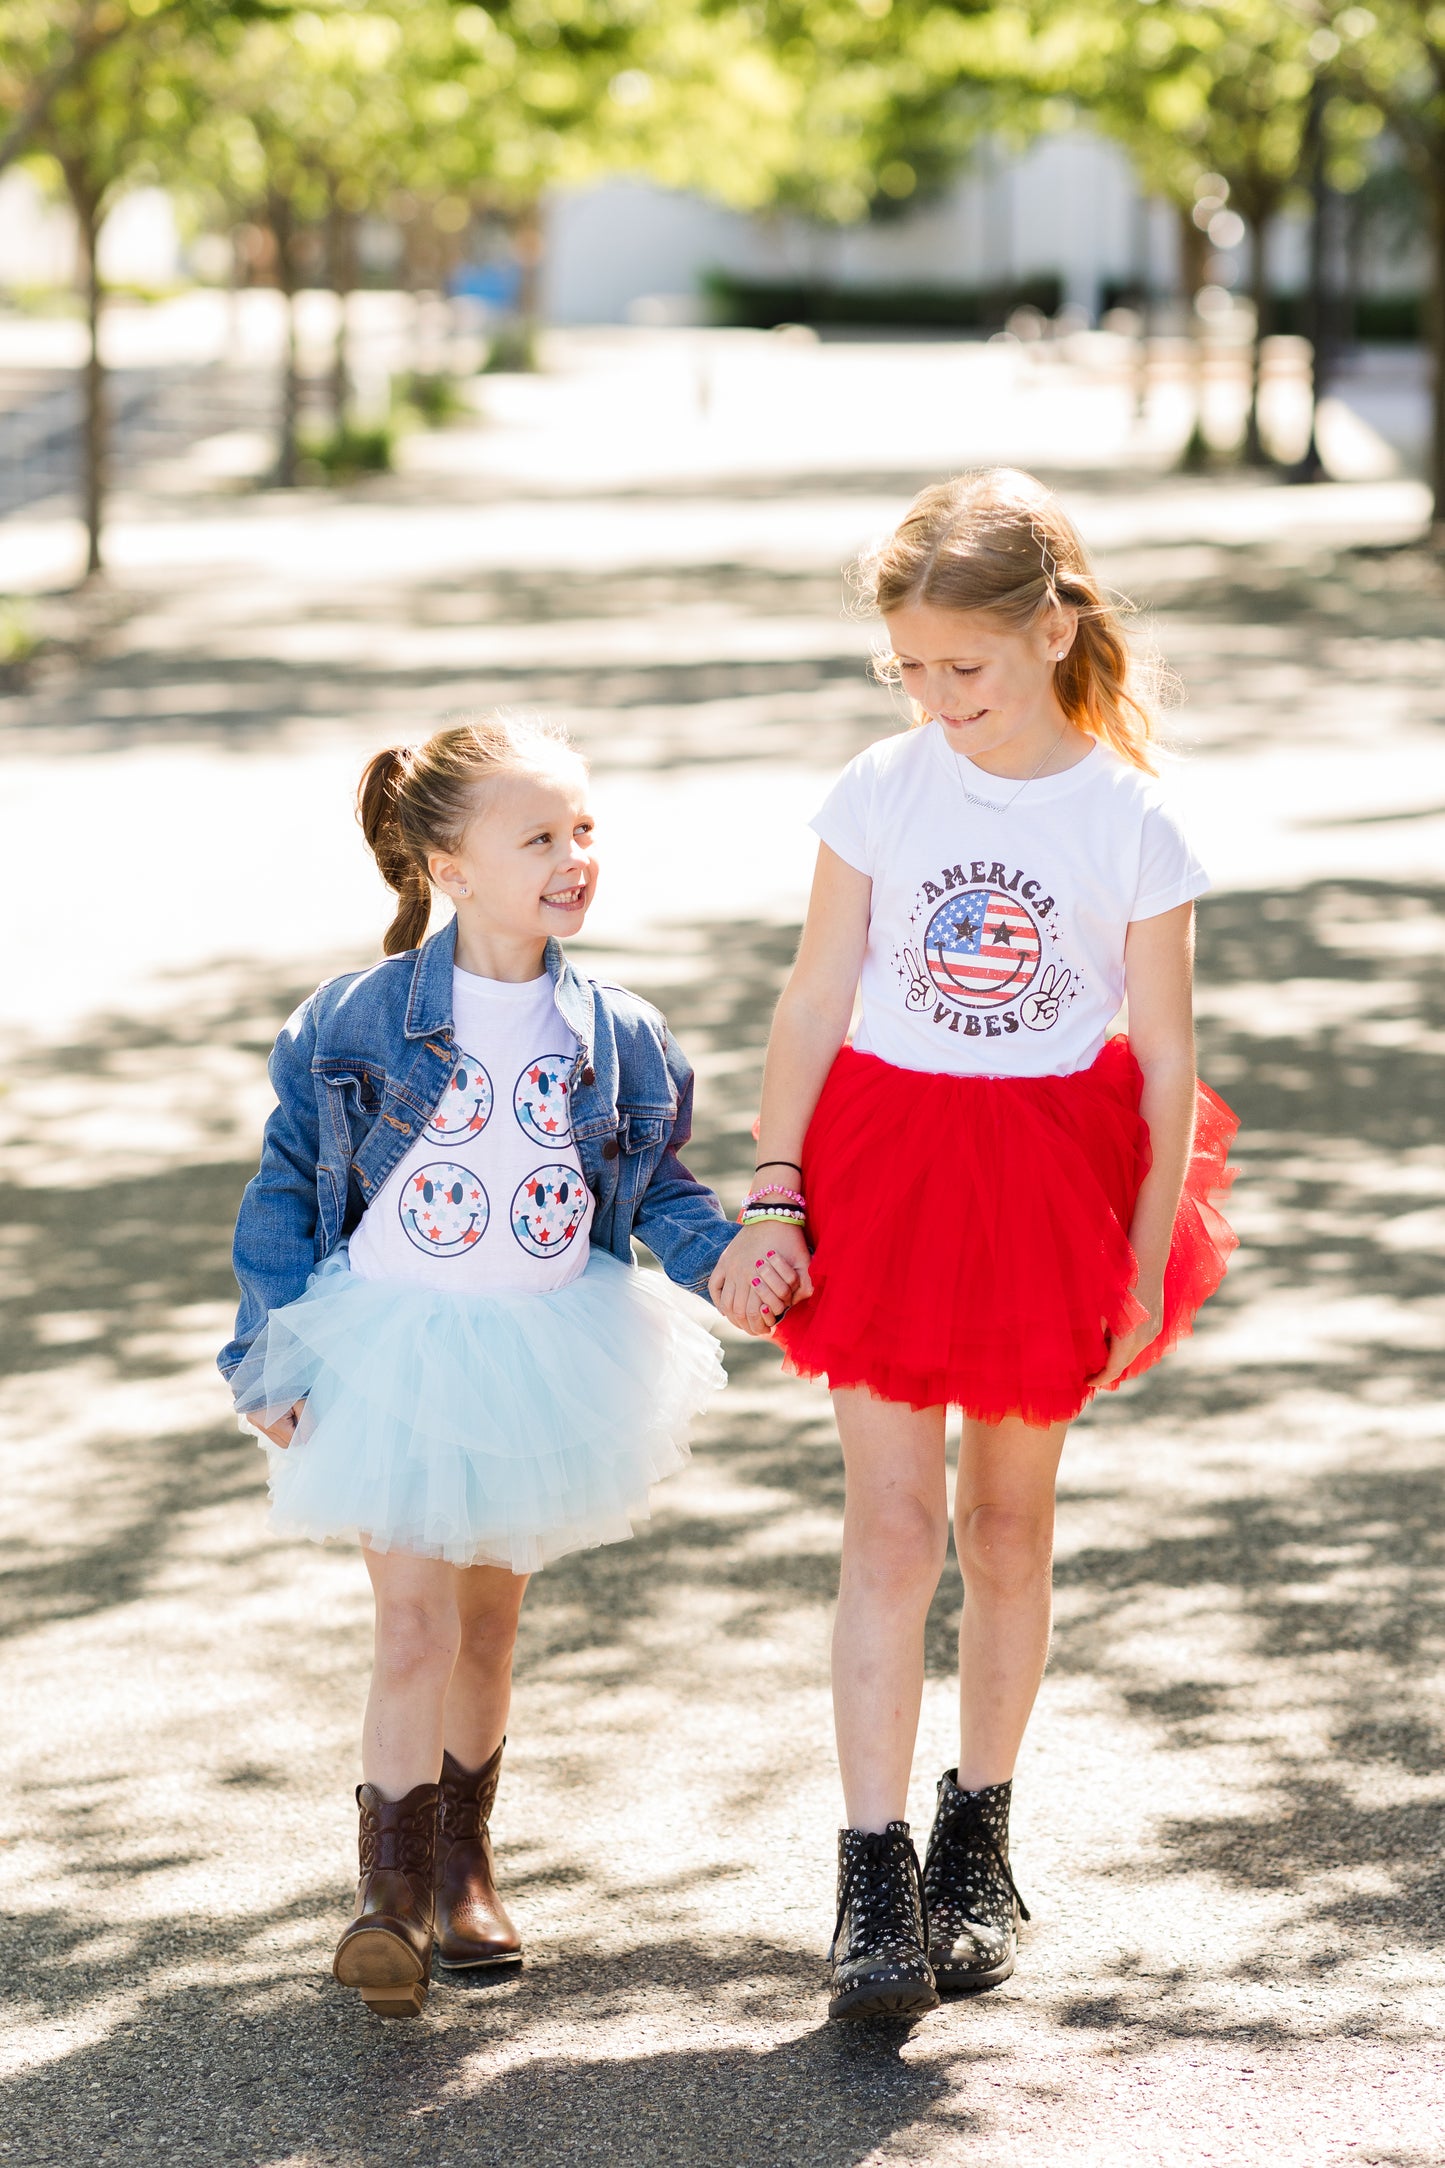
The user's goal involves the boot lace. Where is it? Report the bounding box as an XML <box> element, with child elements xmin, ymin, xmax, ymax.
<box><xmin>926</xmin><ymin>1794</ymin><xmax>1031</xmax><ymax>1924</ymax></box>
<box><xmin>829</xmin><ymin>1830</ymin><xmax>929</xmax><ymax>1963</ymax></box>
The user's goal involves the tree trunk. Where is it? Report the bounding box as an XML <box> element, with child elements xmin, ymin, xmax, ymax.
<box><xmin>512</xmin><ymin>201</ymin><xmax>542</xmax><ymax>372</ymax></box>
<box><xmin>1243</xmin><ymin>207</ymin><xmax>1270</xmax><ymax>467</ymax></box>
<box><xmin>1430</xmin><ymin>165</ymin><xmax>1445</xmax><ymax>543</ymax></box>
<box><xmin>63</xmin><ymin>163</ymin><xmax>105</xmax><ymax>577</ymax></box>
<box><xmin>327</xmin><ymin>197</ymin><xmax>356</xmax><ymax>434</ymax></box>
<box><xmin>1132</xmin><ymin>192</ymin><xmax>1152</xmax><ymax>422</ymax></box>
<box><xmin>1178</xmin><ymin>203</ymin><xmax>1211</xmax><ymax>471</ymax></box>
<box><xmin>269</xmin><ymin>191</ymin><xmax>300</xmax><ymax>487</ymax></box>
<box><xmin>1292</xmin><ymin>78</ymin><xmax>1329</xmax><ymax>483</ymax></box>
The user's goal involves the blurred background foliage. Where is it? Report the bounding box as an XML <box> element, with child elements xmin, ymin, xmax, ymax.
<box><xmin>1</xmin><ymin>0</ymin><xmax>1441</xmax><ymax>556</ymax></box>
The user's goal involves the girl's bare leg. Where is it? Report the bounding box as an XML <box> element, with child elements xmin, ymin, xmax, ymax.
<box><xmin>831</xmin><ymin>1388</ymin><xmax>949</xmax><ymax>1832</ymax></box>
<box><xmin>360</xmin><ymin>1545</ymin><xmax>463</xmax><ymax>1797</ymax></box>
<box><xmin>954</xmin><ymin>1414</ymin><xmax>1069</xmax><ymax>1789</ymax></box>
<box><xmin>444</xmin><ymin>1563</ymin><xmax>529</xmax><ymax>1770</ymax></box>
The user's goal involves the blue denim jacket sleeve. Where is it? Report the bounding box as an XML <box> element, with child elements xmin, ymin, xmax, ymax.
<box><xmin>218</xmin><ymin>999</ymin><xmax>324</xmax><ymax>1379</ymax></box>
<box><xmin>631</xmin><ymin>1029</ymin><xmax>739</xmax><ymax>1299</ymax></box>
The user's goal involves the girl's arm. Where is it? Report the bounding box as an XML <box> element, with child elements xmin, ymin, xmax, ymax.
<box><xmin>710</xmin><ymin>844</ymin><xmax>871</xmax><ymax>1334</ymax></box>
<box><xmin>1091</xmin><ymin>899</ymin><xmax>1197</xmax><ymax>1387</ymax></box>
<box><xmin>220</xmin><ymin>1001</ymin><xmax>325</xmax><ymax>1441</ymax></box>
<box><xmin>628</xmin><ymin>1030</ymin><xmax>741</xmax><ymax>1296</ymax></box>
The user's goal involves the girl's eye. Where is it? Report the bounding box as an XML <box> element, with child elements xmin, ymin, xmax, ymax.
<box><xmin>951</xmin><ymin>665</ymin><xmax>980</xmax><ymax>678</ymax></box>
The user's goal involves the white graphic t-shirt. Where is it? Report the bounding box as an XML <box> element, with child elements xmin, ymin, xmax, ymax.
<box><xmin>348</xmin><ymin>968</ymin><xmax>593</xmax><ymax>1292</ymax></box>
<box><xmin>811</xmin><ymin>723</ymin><xmax>1209</xmax><ymax>1079</ymax></box>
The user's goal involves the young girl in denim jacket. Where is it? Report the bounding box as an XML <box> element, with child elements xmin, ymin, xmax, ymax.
<box><xmin>219</xmin><ymin>714</ymin><xmax>739</xmax><ymax>2018</ymax></box>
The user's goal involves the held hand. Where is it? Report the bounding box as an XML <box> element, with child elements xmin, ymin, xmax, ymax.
<box><xmin>709</xmin><ymin>1222</ymin><xmax>814</xmax><ymax>1337</ymax></box>
<box><xmin>251</xmin><ymin>1400</ymin><xmax>306</xmax><ymax>1448</ymax></box>
<box><xmin>1089</xmin><ymin>1291</ymin><xmax>1163</xmax><ymax>1390</ymax></box>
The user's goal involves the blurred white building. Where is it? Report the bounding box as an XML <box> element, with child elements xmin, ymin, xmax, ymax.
<box><xmin>0</xmin><ymin>129</ymin><xmax>1422</xmax><ymax>327</ymax></box>
<box><xmin>544</xmin><ymin>134</ymin><xmax>1172</xmax><ymax>323</ymax></box>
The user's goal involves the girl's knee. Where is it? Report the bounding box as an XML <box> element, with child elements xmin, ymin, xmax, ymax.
<box><xmin>845</xmin><ymin>1493</ymin><xmax>949</xmax><ymax>1600</ymax></box>
<box><xmin>956</xmin><ymin>1502</ymin><xmax>1053</xmax><ymax>1596</ymax></box>
<box><xmin>373</xmin><ymin>1595</ymin><xmax>460</xmax><ymax>1682</ymax></box>
<box><xmin>456</xmin><ymin>1600</ymin><xmax>522</xmax><ymax>1671</ymax></box>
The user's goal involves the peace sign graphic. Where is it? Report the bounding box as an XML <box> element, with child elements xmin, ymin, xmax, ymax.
<box><xmin>1019</xmin><ymin>964</ymin><xmax>1072</xmax><ymax>1031</ymax></box>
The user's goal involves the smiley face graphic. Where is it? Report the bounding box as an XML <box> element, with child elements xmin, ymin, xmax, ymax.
<box><xmin>511</xmin><ymin>1164</ymin><xmax>587</xmax><ymax>1257</ymax></box>
<box><xmin>514</xmin><ymin>1055</ymin><xmax>574</xmax><ymax>1145</ymax></box>
<box><xmin>399</xmin><ymin>1162</ymin><xmax>490</xmax><ymax>1255</ymax></box>
<box><xmin>423</xmin><ymin>1049</ymin><xmax>494</xmax><ymax>1143</ymax></box>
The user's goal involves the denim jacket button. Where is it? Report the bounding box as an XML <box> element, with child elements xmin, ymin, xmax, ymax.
<box><xmin>581</xmin><ymin>1066</ymin><xmax>596</xmax><ymax>1087</ymax></box>
<box><xmin>601</xmin><ymin>1138</ymin><xmax>618</xmax><ymax>1161</ymax></box>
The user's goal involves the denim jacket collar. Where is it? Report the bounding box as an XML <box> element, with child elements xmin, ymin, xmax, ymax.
<box><xmin>403</xmin><ymin>917</ymin><xmax>594</xmax><ymax>1065</ymax></box>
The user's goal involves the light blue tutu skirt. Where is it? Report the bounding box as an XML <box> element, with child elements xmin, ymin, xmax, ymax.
<box><xmin>230</xmin><ymin>1248</ymin><xmax>725</xmax><ymax>1574</ymax></box>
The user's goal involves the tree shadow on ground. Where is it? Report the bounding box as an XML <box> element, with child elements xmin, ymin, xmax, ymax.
<box><xmin>3</xmin><ymin>877</ymin><xmax>1444</xmax><ymax>2136</ymax></box>
<box><xmin>0</xmin><ymin>1898</ymin><xmax>966</xmax><ymax>2168</ymax></box>
<box><xmin>4</xmin><ymin>877</ymin><xmax>1443</xmax><ymax>1689</ymax></box>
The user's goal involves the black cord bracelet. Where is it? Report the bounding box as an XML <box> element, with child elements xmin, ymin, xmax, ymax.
<box><xmin>754</xmin><ymin>1159</ymin><xmax>803</xmax><ymax>1175</ymax></box>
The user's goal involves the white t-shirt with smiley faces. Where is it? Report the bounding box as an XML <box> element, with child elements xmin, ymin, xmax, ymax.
<box><xmin>348</xmin><ymin>967</ymin><xmax>594</xmax><ymax>1292</ymax></box>
<box><xmin>810</xmin><ymin>722</ymin><xmax>1209</xmax><ymax>1080</ymax></box>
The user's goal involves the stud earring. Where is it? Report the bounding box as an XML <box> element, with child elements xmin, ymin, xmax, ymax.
<box><xmin>1055</xmin><ymin>650</ymin><xmax>1066</xmax><ymax>660</ymax></box>
<box><xmin>458</xmin><ymin>885</ymin><xmax>469</xmax><ymax>896</ymax></box>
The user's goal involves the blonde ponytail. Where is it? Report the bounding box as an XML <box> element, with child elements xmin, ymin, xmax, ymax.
<box><xmin>357</xmin><ymin>746</ymin><xmax>433</xmax><ymax>956</ymax></box>
<box><xmin>855</xmin><ymin>467</ymin><xmax>1162</xmax><ymax>772</ymax></box>
<box><xmin>355</xmin><ymin>713</ymin><xmax>582</xmax><ymax>958</ymax></box>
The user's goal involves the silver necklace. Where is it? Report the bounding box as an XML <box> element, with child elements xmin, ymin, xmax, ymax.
<box><xmin>947</xmin><ymin>723</ymin><xmax>1067</xmax><ymax>814</ymax></box>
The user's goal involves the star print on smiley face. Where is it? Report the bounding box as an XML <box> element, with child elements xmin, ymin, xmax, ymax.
<box><xmin>423</xmin><ymin>1049</ymin><xmax>494</xmax><ymax>1143</ymax></box>
<box><xmin>399</xmin><ymin>1162</ymin><xmax>490</xmax><ymax>1255</ymax></box>
<box><xmin>511</xmin><ymin>1165</ymin><xmax>587</xmax><ymax>1257</ymax></box>
<box><xmin>514</xmin><ymin>1056</ymin><xmax>574</xmax><ymax>1145</ymax></box>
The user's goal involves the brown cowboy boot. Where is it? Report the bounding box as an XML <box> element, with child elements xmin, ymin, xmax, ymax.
<box><xmin>434</xmin><ymin>1742</ymin><xmax>522</xmax><ymax>1971</ymax></box>
<box><xmin>333</xmin><ymin>1781</ymin><xmax>439</xmax><ymax>2017</ymax></box>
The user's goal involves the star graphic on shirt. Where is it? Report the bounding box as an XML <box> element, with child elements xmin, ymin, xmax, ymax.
<box><xmin>991</xmin><ymin>919</ymin><xmax>1014</xmax><ymax>947</ymax></box>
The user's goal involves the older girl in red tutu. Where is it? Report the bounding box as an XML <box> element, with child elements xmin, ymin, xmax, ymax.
<box><xmin>711</xmin><ymin>468</ymin><xmax>1237</xmax><ymax>2022</ymax></box>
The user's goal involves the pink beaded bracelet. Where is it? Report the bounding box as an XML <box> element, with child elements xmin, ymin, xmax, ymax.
<box><xmin>743</xmin><ymin>1185</ymin><xmax>806</xmax><ymax>1211</ymax></box>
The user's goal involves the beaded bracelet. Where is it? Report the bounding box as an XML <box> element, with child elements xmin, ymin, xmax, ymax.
<box><xmin>738</xmin><ymin>1205</ymin><xmax>807</xmax><ymax>1227</ymax></box>
<box><xmin>744</xmin><ymin>1185</ymin><xmax>806</xmax><ymax>1211</ymax></box>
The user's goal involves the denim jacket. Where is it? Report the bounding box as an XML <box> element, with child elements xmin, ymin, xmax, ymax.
<box><xmin>218</xmin><ymin>919</ymin><xmax>737</xmax><ymax>1381</ymax></box>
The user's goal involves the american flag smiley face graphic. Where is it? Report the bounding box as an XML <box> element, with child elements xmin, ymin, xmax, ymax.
<box><xmin>923</xmin><ymin>887</ymin><xmax>1042</xmax><ymax>1010</ymax></box>
<box><xmin>511</xmin><ymin>1165</ymin><xmax>587</xmax><ymax>1257</ymax></box>
<box><xmin>399</xmin><ymin>1162</ymin><xmax>490</xmax><ymax>1254</ymax></box>
<box><xmin>514</xmin><ymin>1056</ymin><xmax>573</xmax><ymax>1145</ymax></box>
<box><xmin>423</xmin><ymin>1050</ymin><xmax>494</xmax><ymax>1142</ymax></box>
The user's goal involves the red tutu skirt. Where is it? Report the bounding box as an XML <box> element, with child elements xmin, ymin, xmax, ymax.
<box><xmin>774</xmin><ymin>1038</ymin><xmax>1237</xmax><ymax>1427</ymax></box>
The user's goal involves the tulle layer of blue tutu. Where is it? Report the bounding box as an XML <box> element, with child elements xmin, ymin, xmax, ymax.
<box><xmin>230</xmin><ymin>1248</ymin><xmax>725</xmax><ymax>1574</ymax></box>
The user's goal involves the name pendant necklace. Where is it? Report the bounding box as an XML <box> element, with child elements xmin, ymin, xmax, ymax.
<box><xmin>946</xmin><ymin>719</ymin><xmax>1067</xmax><ymax>815</ymax></box>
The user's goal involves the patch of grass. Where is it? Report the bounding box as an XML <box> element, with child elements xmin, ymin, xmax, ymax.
<box><xmin>0</xmin><ymin>285</ymin><xmax>82</xmax><ymax>318</ymax></box>
<box><xmin>297</xmin><ymin>420</ymin><xmax>396</xmax><ymax>482</ymax></box>
<box><xmin>480</xmin><ymin>321</ymin><xmax>537</xmax><ymax>373</ymax></box>
<box><xmin>391</xmin><ymin>371</ymin><xmax>468</xmax><ymax>425</ymax></box>
<box><xmin>0</xmin><ymin>598</ymin><xmax>38</xmax><ymax>677</ymax></box>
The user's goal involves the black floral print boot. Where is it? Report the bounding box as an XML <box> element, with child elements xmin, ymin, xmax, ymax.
<box><xmin>922</xmin><ymin>1771</ymin><xmax>1030</xmax><ymax>1993</ymax></box>
<box><xmin>827</xmin><ymin>1821</ymin><xmax>939</xmax><ymax>2022</ymax></box>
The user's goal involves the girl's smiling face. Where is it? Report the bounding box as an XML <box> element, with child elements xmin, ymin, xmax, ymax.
<box><xmin>884</xmin><ymin>598</ymin><xmax>1077</xmax><ymax>766</ymax></box>
<box><xmin>428</xmin><ymin>756</ymin><xmax>599</xmax><ymax>963</ymax></box>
